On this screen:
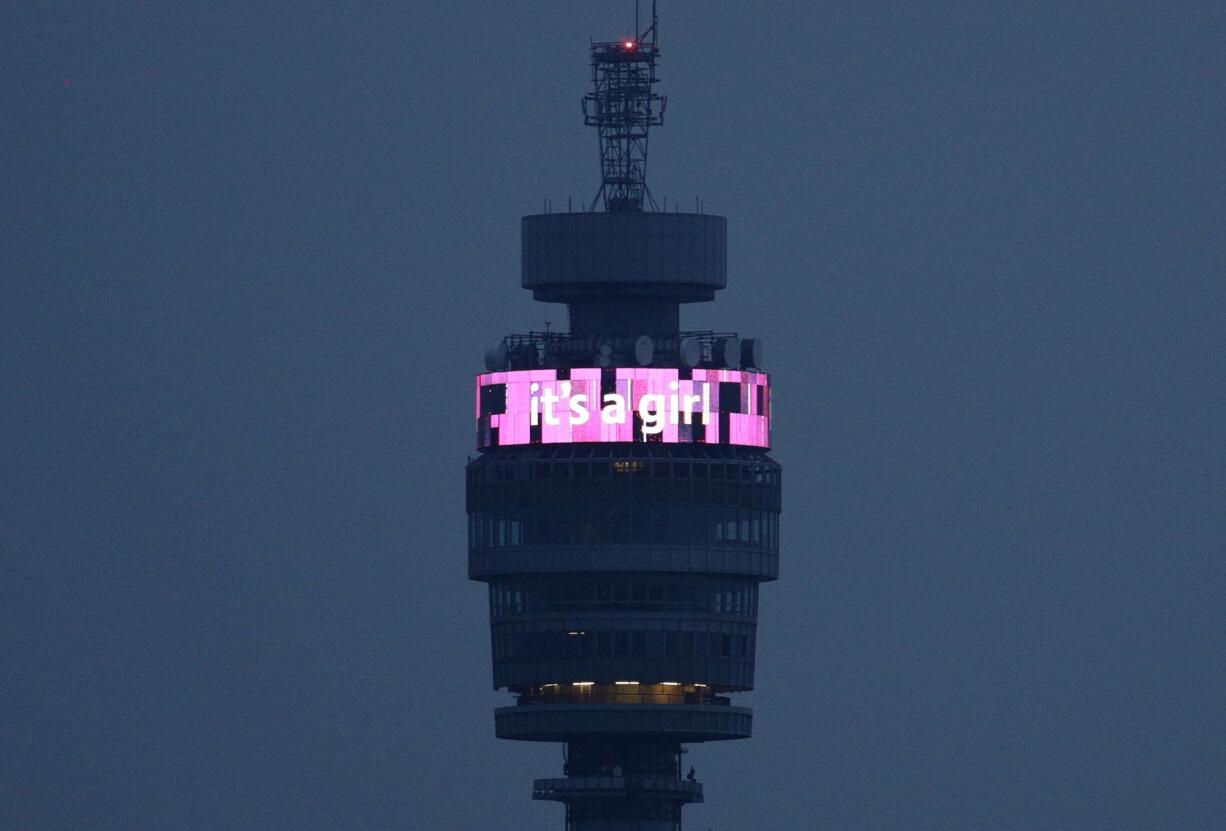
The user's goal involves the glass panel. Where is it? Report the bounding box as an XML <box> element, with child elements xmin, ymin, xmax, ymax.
<box><xmin>676</xmin><ymin>632</ymin><xmax>692</xmax><ymax>656</ymax></box>
<box><xmin>664</xmin><ymin>632</ymin><xmax>677</xmax><ymax>657</ymax></box>
<box><xmin>650</xmin><ymin>507</ymin><xmax>669</xmax><ymax>544</ymax></box>
<box><xmin>632</xmin><ymin>508</ymin><xmax>650</xmax><ymax>544</ymax></box>
<box><xmin>612</xmin><ymin>508</ymin><xmax>632</xmax><ymax>543</ymax></box>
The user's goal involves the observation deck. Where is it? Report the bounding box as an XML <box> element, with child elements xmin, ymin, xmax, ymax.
<box><xmin>522</xmin><ymin>213</ymin><xmax>726</xmax><ymax>304</ymax></box>
<box><xmin>497</xmin><ymin>702</ymin><xmax>752</xmax><ymax>743</ymax></box>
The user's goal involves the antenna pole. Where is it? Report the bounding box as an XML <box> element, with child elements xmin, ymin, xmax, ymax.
<box><xmin>582</xmin><ymin>3</ymin><xmax>667</xmax><ymax>211</ymax></box>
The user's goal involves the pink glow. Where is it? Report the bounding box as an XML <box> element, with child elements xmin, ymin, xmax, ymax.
<box><xmin>476</xmin><ymin>367</ymin><xmax>770</xmax><ymax>449</ymax></box>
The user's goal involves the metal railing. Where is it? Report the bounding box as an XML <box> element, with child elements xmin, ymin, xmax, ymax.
<box><xmin>517</xmin><ymin>691</ymin><xmax>731</xmax><ymax>707</ymax></box>
<box><xmin>533</xmin><ymin>776</ymin><xmax>702</xmax><ymax>800</ymax></box>
<box><xmin>497</xmin><ymin>330</ymin><xmax>743</xmax><ymax>370</ymax></box>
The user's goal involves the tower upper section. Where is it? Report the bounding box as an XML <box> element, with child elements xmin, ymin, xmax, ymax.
<box><xmin>522</xmin><ymin>212</ymin><xmax>726</xmax><ymax>337</ymax></box>
<box><xmin>520</xmin><ymin>3</ymin><xmax>728</xmax><ymax>341</ymax></box>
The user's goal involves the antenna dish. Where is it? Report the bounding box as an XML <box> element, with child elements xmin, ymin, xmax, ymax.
<box><xmin>634</xmin><ymin>335</ymin><xmax>655</xmax><ymax>366</ymax></box>
<box><xmin>715</xmin><ymin>337</ymin><xmax>742</xmax><ymax>369</ymax></box>
<box><xmin>741</xmin><ymin>337</ymin><xmax>764</xmax><ymax>369</ymax></box>
<box><xmin>484</xmin><ymin>343</ymin><xmax>508</xmax><ymax>371</ymax></box>
<box><xmin>679</xmin><ymin>337</ymin><xmax>702</xmax><ymax>368</ymax></box>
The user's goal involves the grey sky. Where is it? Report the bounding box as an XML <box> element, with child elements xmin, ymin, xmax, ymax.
<box><xmin>3</xmin><ymin>2</ymin><xmax>1224</xmax><ymax>828</ymax></box>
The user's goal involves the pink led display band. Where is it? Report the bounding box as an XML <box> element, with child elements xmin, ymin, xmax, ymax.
<box><xmin>476</xmin><ymin>368</ymin><xmax>770</xmax><ymax>449</ymax></box>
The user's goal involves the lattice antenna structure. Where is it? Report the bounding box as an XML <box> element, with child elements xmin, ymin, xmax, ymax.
<box><xmin>582</xmin><ymin>1</ymin><xmax>667</xmax><ymax>212</ymax></box>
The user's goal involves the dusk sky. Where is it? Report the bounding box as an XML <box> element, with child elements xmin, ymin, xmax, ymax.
<box><xmin>4</xmin><ymin>2</ymin><xmax>1224</xmax><ymax>829</ymax></box>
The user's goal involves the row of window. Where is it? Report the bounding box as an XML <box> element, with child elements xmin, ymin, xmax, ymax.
<box><xmin>491</xmin><ymin>578</ymin><xmax>757</xmax><ymax>617</ymax></box>
<box><xmin>493</xmin><ymin>629</ymin><xmax>755</xmax><ymax>661</ymax></box>
<box><xmin>468</xmin><ymin>478</ymin><xmax>780</xmax><ymax>511</ymax></box>
<box><xmin>469</xmin><ymin>458</ymin><xmax>780</xmax><ymax>486</ymax></box>
<box><xmin>469</xmin><ymin>506</ymin><xmax>779</xmax><ymax>551</ymax></box>
<box><xmin>475</xmin><ymin>442</ymin><xmax>757</xmax><ymax>460</ymax></box>
<box><xmin>567</xmin><ymin>802</ymin><xmax>679</xmax><ymax>822</ymax></box>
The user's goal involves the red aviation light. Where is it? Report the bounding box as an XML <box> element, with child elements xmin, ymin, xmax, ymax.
<box><xmin>624</xmin><ymin>40</ymin><xmax>635</xmax><ymax>49</ymax></box>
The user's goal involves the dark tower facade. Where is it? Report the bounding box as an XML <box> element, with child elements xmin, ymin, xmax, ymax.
<box><xmin>467</xmin><ymin>9</ymin><xmax>780</xmax><ymax>829</ymax></box>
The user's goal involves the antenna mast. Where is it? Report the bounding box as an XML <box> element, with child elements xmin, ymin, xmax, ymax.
<box><xmin>582</xmin><ymin>1</ymin><xmax>666</xmax><ymax>212</ymax></box>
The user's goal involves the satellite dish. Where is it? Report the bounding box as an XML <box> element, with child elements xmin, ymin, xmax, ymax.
<box><xmin>679</xmin><ymin>337</ymin><xmax>702</xmax><ymax>368</ymax></box>
<box><xmin>741</xmin><ymin>337</ymin><xmax>763</xmax><ymax>368</ymax></box>
<box><xmin>635</xmin><ymin>335</ymin><xmax>655</xmax><ymax>366</ymax></box>
<box><xmin>484</xmin><ymin>342</ymin><xmax>508</xmax><ymax>371</ymax></box>
<box><xmin>715</xmin><ymin>337</ymin><xmax>741</xmax><ymax>369</ymax></box>
<box><xmin>599</xmin><ymin>343</ymin><xmax>613</xmax><ymax>357</ymax></box>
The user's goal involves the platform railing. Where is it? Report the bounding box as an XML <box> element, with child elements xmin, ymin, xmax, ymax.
<box><xmin>516</xmin><ymin>690</ymin><xmax>732</xmax><ymax>707</ymax></box>
<box><xmin>533</xmin><ymin>775</ymin><xmax>703</xmax><ymax>801</ymax></box>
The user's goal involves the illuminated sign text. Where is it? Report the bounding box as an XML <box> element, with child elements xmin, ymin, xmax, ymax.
<box><xmin>476</xmin><ymin>368</ymin><xmax>769</xmax><ymax>449</ymax></box>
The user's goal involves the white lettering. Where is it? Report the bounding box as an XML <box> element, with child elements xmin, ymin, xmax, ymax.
<box><xmin>639</xmin><ymin>393</ymin><xmax>665</xmax><ymax>435</ymax></box>
<box><xmin>681</xmin><ymin>393</ymin><xmax>701</xmax><ymax>424</ymax></box>
<box><xmin>601</xmin><ymin>393</ymin><xmax>626</xmax><ymax>424</ymax></box>
<box><xmin>541</xmin><ymin>385</ymin><xmax>561</xmax><ymax>426</ymax></box>
<box><xmin>568</xmin><ymin>390</ymin><xmax>590</xmax><ymax>425</ymax></box>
